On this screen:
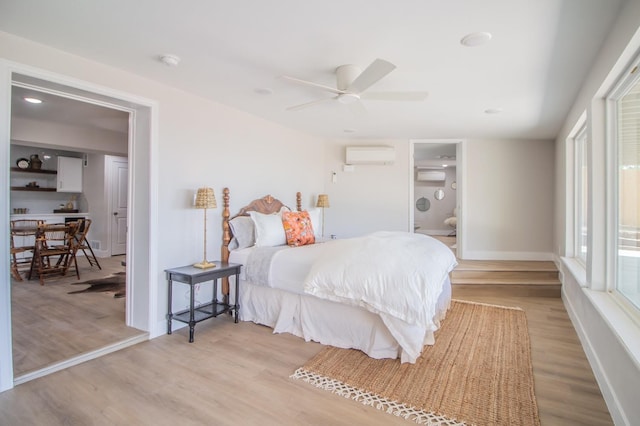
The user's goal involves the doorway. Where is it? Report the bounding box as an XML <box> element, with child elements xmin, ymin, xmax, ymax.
<box><xmin>410</xmin><ymin>139</ymin><xmax>464</xmax><ymax>258</ymax></box>
<box><xmin>0</xmin><ymin>66</ymin><xmax>157</xmax><ymax>391</ymax></box>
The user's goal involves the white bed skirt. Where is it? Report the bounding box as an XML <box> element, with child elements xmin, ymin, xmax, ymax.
<box><xmin>229</xmin><ymin>277</ymin><xmax>452</xmax><ymax>362</ymax></box>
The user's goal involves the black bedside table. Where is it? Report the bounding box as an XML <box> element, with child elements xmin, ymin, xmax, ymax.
<box><xmin>165</xmin><ymin>262</ymin><xmax>242</xmax><ymax>342</ymax></box>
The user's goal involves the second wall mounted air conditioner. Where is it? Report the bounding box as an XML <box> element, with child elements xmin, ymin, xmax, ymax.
<box><xmin>416</xmin><ymin>170</ymin><xmax>446</xmax><ymax>181</ymax></box>
<box><xmin>345</xmin><ymin>146</ymin><xmax>395</xmax><ymax>165</ymax></box>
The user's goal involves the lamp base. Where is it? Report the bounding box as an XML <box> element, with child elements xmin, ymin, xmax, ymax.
<box><xmin>193</xmin><ymin>260</ymin><xmax>216</xmax><ymax>269</ymax></box>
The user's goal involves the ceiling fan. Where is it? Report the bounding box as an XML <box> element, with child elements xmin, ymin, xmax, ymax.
<box><xmin>281</xmin><ymin>58</ymin><xmax>428</xmax><ymax>111</ymax></box>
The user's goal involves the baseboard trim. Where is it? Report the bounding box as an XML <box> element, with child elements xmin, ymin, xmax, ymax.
<box><xmin>415</xmin><ymin>229</ymin><xmax>453</xmax><ymax>236</ymax></box>
<box><xmin>561</xmin><ymin>279</ymin><xmax>634</xmax><ymax>425</ymax></box>
<box><xmin>13</xmin><ymin>333</ymin><xmax>148</xmax><ymax>386</ymax></box>
<box><xmin>463</xmin><ymin>250</ymin><xmax>554</xmax><ymax>261</ymax></box>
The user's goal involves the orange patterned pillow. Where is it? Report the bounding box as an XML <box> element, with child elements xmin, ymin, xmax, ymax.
<box><xmin>281</xmin><ymin>211</ymin><xmax>315</xmax><ymax>247</ymax></box>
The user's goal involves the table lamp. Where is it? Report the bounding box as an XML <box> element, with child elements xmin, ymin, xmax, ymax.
<box><xmin>194</xmin><ymin>187</ymin><xmax>217</xmax><ymax>269</ymax></box>
<box><xmin>316</xmin><ymin>194</ymin><xmax>330</xmax><ymax>238</ymax></box>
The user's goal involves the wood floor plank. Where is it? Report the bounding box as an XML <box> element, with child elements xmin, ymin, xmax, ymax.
<box><xmin>4</xmin><ymin>241</ymin><xmax>612</xmax><ymax>425</ymax></box>
<box><xmin>0</xmin><ymin>289</ymin><xmax>612</xmax><ymax>425</ymax></box>
<box><xmin>450</xmin><ymin>292</ymin><xmax>612</xmax><ymax>426</ymax></box>
<box><xmin>11</xmin><ymin>255</ymin><xmax>145</xmax><ymax>376</ymax></box>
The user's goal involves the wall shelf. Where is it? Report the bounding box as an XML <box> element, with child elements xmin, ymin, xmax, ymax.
<box><xmin>10</xmin><ymin>166</ymin><xmax>58</xmax><ymax>192</ymax></box>
<box><xmin>10</xmin><ymin>167</ymin><xmax>57</xmax><ymax>175</ymax></box>
<box><xmin>10</xmin><ymin>187</ymin><xmax>57</xmax><ymax>192</ymax></box>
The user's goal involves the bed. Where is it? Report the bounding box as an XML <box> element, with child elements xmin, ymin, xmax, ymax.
<box><xmin>220</xmin><ymin>188</ymin><xmax>458</xmax><ymax>363</ymax></box>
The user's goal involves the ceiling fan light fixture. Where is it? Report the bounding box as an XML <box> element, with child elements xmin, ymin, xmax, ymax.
<box><xmin>337</xmin><ymin>93</ymin><xmax>360</xmax><ymax>104</ymax></box>
<box><xmin>460</xmin><ymin>32</ymin><xmax>492</xmax><ymax>47</ymax></box>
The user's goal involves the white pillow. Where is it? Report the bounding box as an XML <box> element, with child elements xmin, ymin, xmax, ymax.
<box><xmin>306</xmin><ymin>208</ymin><xmax>322</xmax><ymax>239</ymax></box>
<box><xmin>228</xmin><ymin>216</ymin><xmax>255</xmax><ymax>250</ymax></box>
<box><xmin>248</xmin><ymin>211</ymin><xmax>287</xmax><ymax>247</ymax></box>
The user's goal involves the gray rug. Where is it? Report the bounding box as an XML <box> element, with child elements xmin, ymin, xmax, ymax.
<box><xmin>68</xmin><ymin>272</ymin><xmax>126</xmax><ymax>298</ymax></box>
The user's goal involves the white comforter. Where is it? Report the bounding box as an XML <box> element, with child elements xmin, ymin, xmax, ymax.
<box><xmin>237</xmin><ymin>231</ymin><xmax>457</xmax><ymax>362</ymax></box>
<box><xmin>304</xmin><ymin>231</ymin><xmax>458</xmax><ymax>362</ymax></box>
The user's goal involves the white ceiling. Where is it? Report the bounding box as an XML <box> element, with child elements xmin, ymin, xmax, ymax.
<box><xmin>1</xmin><ymin>0</ymin><xmax>625</xmax><ymax>140</ymax></box>
<box><xmin>11</xmin><ymin>86</ymin><xmax>130</xmax><ymax>134</ymax></box>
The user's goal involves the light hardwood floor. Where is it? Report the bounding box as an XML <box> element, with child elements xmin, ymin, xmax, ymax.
<box><xmin>1</xmin><ymin>284</ymin><xmax>612</xmax><ymax>425</ymax></box>
<box><xmin>11</xmin><ymin>255</ymin><xmax>145</xmax><ymax>377</ymax></box>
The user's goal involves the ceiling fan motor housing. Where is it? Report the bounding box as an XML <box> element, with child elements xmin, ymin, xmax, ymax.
<box><xmin>336</xmin><ymin>64</ymin><xmax>361</xmax><ymax>91</ymax></box>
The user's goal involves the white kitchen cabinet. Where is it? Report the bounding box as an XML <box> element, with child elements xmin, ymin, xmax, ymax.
<box><xmin>57</xmin><ymin>156</ymin><xmax>83</xmax><ymax>192</ymax></box>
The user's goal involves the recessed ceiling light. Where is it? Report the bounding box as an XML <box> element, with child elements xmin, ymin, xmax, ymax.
<box><xmin>159</xmin><ymin>54</ymin><xmax>180</xmax><ymax>66</ymax></box>
<box><xmin>484</xmin><ymin>107</ymin><xmax>503</xmax><ymax>114</ymax></box>
<box><xmin>24</xmin><ymin>97</ymin><xmax>42</xmax><ymax>104</ymax></box>
<box><xmin>460</xmin><ymin>32</ymin><xmax>492</xmax><ymax>47</ymax></box>
<box><xmin>343</xmin><ymin>128</ymin><xmax>356</xmax><ymax>133</ymax></box>
<box><xmin>254</xmin><ymin>87</ymin><xmax>274</xmax><ymax>95</ymax></box>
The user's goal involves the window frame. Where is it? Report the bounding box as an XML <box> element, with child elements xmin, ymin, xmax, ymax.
<box><xmin>606</xmin><ymin>56</ymin><xmax>640</xmax><ymax>313</ymax></box>
<box><xmin>574</xmin><ymin>123</ymin><xmax>589</xmax><ymax>267</ymax></box>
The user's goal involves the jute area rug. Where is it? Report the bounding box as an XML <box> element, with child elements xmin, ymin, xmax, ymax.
<box><xmin>291</xmin><ymin>300</ymin><xmax>539</xmax><ymax>426</ymax></box>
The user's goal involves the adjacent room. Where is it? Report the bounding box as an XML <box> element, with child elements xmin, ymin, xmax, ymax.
<box><xmin>0</xmin><ymin>1</ymin><xmax>638</xmax><ymax>425</ymax></box>
<box><xmin>9</xmin><ymin>85</ymin><xmax>146</xmax><ymax>379</ymax></box>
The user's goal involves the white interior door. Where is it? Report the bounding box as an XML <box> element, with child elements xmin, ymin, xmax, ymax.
<box><xmin>110</xmin><ymin>159</ymin><xmax>128</xmax><ymax>255</ymax></box>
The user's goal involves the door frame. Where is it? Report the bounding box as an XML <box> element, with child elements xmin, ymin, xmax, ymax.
<box><xmin>0</xmin><ymin>59</ymin><xmax>159</xmax><ymax>392</ymax></box>
<box><xmin>409</xmin><ymin>139</ymin><xmax>467</xmax><ymax>258</ymax></box>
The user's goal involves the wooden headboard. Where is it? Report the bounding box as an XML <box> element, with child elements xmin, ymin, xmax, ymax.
<box><xmin>220</xmin><ymin>188</ymin><xmax>301</xmax><ymax>295</ymax></box>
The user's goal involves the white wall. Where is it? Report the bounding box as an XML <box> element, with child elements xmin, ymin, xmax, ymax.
<box><xmin>0</xmin><ymin>31</ymin><xmax>325</xmax><ymax>391</ymax></box>
<box><xmin>554</xmin><ymin>0</ymin><xmax>640</xmax><ymax>423</ymax></box>
<box><xmin>465</xmin><ymin>138</ymin><xmax>555</xmax><ymax>260</ymax></box>
<box><xmin>324</xmin><ymin>137</ymin><xmax>555</xmax><ymax>261</ymax></box>
<box><xmin>11</xmin><ymin>116</ymin><xmax>127</xmax><ymax>155</ymax></box>
<box><xmin>323</xmin><ymin>139</ymin><xmax>410</xmax><ymax>239</ymax></box>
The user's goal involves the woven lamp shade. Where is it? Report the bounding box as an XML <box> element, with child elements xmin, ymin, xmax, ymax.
<box><xmin>316</xmin><ymin>194</ymin><xmax>330</xmax><ymax>208</ymax></box>
<box><xmin>195</xmin><ymin>187</ymin><xmax>217</xmax><ymax>209</ymax></box>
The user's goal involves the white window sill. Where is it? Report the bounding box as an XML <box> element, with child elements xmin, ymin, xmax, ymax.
<box><xmin>561</xmin><ymin>256</ymin><xmax>587</xmax><ymax>287</ymax></box>
<box><xmin>584</xmin><ymin>289</ymin><xmax>640</xmax><ymax>370</ymax></box>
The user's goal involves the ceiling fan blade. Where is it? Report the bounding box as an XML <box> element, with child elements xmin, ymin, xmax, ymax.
<box><xmin>280</xmin><ymin>75</ymin><xmax>343</xmax><ymax>95</ymax></box>
<box><xmin>347</xmin><ymin>59</ymin><xmax>396</xmax><ymax>94</ymax></box>
<box><xmin>361</xmin><ymin>91</ymin><xmax>429</xmax><ymax>101</ymax></box>
<box><xmin>286</xmin><ymin>96</ymin><xmax>337</xmax><ymax>111</ymax></box>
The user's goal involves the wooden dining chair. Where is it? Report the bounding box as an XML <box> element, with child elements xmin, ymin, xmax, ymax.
<box><xmin>10</xmin><ymin>219</ymin><xmax>43</xmax><ymax>281</ymax></box>
<box><xmin>70</xmin><ymin>218</ymin><xmax>102</xmax><ymax>272</ymax></box>
<box><xmin>28</xmin><ymin>222</ymin><xmax>78</xmax><ymax>285</ymax></box>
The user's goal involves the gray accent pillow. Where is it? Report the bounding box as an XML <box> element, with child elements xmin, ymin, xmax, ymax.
<box><xmin>229</xmin><ymin>216</ymin><xmax>255</xmax><ymax>250</ymax></box>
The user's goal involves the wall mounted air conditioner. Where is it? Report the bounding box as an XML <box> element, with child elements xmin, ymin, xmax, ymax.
<box><xmin>345</xmin><ymin>146</ymin><xmax>395</xmax><ymax>165</ymax></box>
<box><xmin>416</xmin><ymin>170</ymin><xmax>446</xmax><ymax>181</ymax></box>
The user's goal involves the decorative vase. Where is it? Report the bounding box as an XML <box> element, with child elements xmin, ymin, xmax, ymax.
<box><xmin>29</xmin><ymin>154</ymin><xmax>42</xmax><ymax>170</ymax></box>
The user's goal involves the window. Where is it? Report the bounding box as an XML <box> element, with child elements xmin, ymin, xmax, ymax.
<box><xmin>575</xmin><ymin>124</ymin><xmax>588</xmax><ymax>266</ymax></box>
<box><xmin>610</xmin><ymin>65</ymin><xmax>640</xmax><ymax>310</ymax></box>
